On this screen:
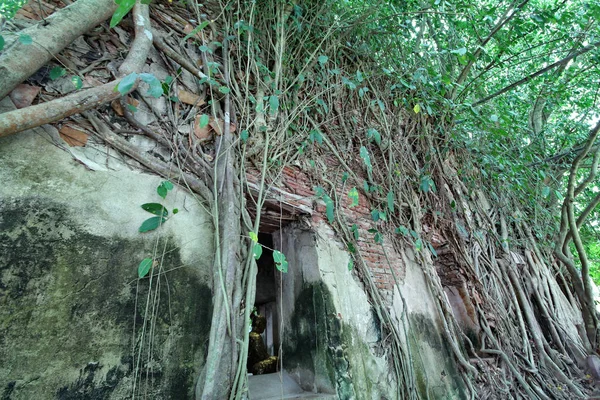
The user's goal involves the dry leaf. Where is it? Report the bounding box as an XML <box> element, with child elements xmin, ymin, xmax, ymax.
<box><xmin>111</xmin><ymin>100</ymin><xmax>124</xmax><ymax>116</ymax></box>
<box><xmin>209</xmin><ymin>117</ymin><xmax>237</xmax><ymax>136</ymax></box>
<box><xmin>183</xmin><ymin>23</ymin><xmax>203</xmax><ymax>41</ymax></box>
<box><xmin>9</xmin><ymin>84</ymin><xmax>41</xmax><ymax>109</ymax></box>
<box><xmin>194</xmin><ymin>115</ymin><xmax>212</xmax><ymax>142</ymax></box>
<box><xmin>59</xmin><ymin>126</ymin><xmax>89</xmax><ymax>147</ymax></box>
<box><xmin>177</xmin><ymin>88</ymin><xmax>204</xmax><ymax>106</ymax></box>
<box><xmin>193</xmin><ymin>115</ymin><xmax>237</xmax><ymax>141</ymax></box>
<box><xmin>111</xmin><ymin>97</ymin><xmax>139</xmax><ymax>116</ymax></box>
<box><xmin>209</xmin><ymin>118</ymin><xmax>223</xmax><ymax>136</ymax></box>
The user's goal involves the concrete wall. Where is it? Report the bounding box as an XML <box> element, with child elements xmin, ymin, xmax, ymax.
<box><xmin>0</xmin><ymin>98</ymin><xmax>214</xmax><ymax>399</ymax></box>
<box><xmin>272</xmin><ymin>223</ymin><xmax>466</xmax><ymax>399</ymax></box>
<box><xmin>392</xmin><ymin>250</ymin><xmax>465</xmax><ymax>399</ymax></box>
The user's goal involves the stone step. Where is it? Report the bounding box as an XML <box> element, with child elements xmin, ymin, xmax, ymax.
<box><xmin>247</xmin><ymin>371</ymin><xmax>336</xmax><ymax>400</ymax></box>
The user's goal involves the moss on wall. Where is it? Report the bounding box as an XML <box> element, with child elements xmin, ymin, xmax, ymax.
<box><xmin>0</xmin><ymin>197</ymin><xmax>212</xmax><ymax>399</ymax></box>
<box><xmin>282</xmin><ymin>281</ymin><xmax>390</xmax><ymax>399</ymax></box>
<box><xmin>408</xmin><ymin>312</ymin><xmax>466</xmax><ymax>399</ymax></box>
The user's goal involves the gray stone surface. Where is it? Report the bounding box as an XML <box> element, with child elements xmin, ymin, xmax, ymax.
<box><xmin>248</xmin><ymin>371</ymin><xmax>336</xmax><ymax>400</ymax></box>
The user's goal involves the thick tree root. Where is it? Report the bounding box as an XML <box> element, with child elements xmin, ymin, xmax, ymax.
<box><xmin>0</xmin><ymin>0</ymin><xmax>117</xmax><ymax>100</ymax></box>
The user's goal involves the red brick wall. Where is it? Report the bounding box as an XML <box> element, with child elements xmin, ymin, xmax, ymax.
<box><xmin>247</xmin><ymin>165</ymin><xmax>405</xmax><ymax>301</ymax></box>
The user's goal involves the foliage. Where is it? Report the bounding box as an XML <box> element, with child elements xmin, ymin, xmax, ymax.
<box><xmin>0</xmin><ymin>0</ymin><xmax>26</xmax><ymax>20</ymax></box>
<box><xmin>137</xmin><ymin>181</ymin><xmax>177</xmax><ymax>278</ymax></box>
<box><xmin>6</xmin><ymin>0</ymin><xmax>597</xmax><ymax>397</ymax></box>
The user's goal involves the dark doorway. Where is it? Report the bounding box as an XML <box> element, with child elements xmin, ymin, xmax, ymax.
<box><xmin>252</xmin><ymin>232</ymin><xmax>279</xmax><ymax>366</ymax></box>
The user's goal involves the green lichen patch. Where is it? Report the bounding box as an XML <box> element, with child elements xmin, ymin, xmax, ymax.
<box><xmin>283</xmin><ymin>281</ymin><xmax>390</xmax><ymax>399</ymax></box>
<box><xmin>408</xmin><ymin>313</ymin><xmax>466</xmax><ymax>399</ymax></box>
<box><xmin>0</xmin><ymin>197</ymin><xmax>212</xmax><ymax>399</ymax></box>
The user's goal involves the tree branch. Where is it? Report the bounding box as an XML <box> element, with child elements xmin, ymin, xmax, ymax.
<box><xmin>473</xmin><ymin>40</ymin><xmax>600</xmax><ymax>107</ymax></box>
<box><xmin>452</xmin><ymin>0</ymin><xmax>530</xmax><ymax>96</ymax></box>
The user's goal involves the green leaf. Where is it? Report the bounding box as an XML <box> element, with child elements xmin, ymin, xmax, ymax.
<box><xmin>157</xmin><ymin>185</ymin><xmax>167</xmax><ymax>199</ymax></box>
<box><xmin>413</xmin><ymin>104</ymin><xmax>421</xmax><ymax>114</ymax></box>
<box><xmin>253</xmin><ymin>243</ymin><xmax>263</xmax><ymax>260</ymax></box>
<box><xmin>110</xmin><ymin>0</ymin><xmax>135</xmax><ymax>28</ymax></box>
<box><xmin>199</xmin><ymin>114</ymin><xmax>210</xmax><ymax>128</ymax></box>
<box><xmin>309</xmin><ymin>130</ymin><xmax>323</xmax><ymax>145</ymax></box>
<box><xmin>415</xmin><ymin>238</ymin><xmax>423</xmax><ymax>251</ymax></box>
<box><xmin>127</xmin><ymin>104</ymin><xmax>138</xmax><ymax>113</ymax></box>
<box><xmin>451</xmin><ymin>47</ymin><xmax>467</xmax><ymax>56</ymax></box>
<box><xmin>116</xmin><ymin>72</ymin><xmax>138</xmax><ymax>95</ymax></box>
<box><xmin>541</xmin><ymin>186</ymin><xmax>550</xmax><ymax>198</ymax></box>
<box><xmin>50</xmin><ymin>67</ymin><xmax>66</xmax><ymax>81</ymax></box>
<box><xmin>363</xmin><ymin>180</ymin><xmax>369</xmax><ymax>192</ymax></box>
<box><xmin>249</xmin><ymin>232</ymin><xmax>258</xmax><ymax>243</ymax></box>
<box><xmin>157</xmin><ymin>181</ymin><xmax>174</xmax><ymax>199</ymax></box>
<box><xmin>348</xmin><ymin>187</ymin><xmax>359</xmax><ymax>207</ymax></box>
<box><xmin>0</xmin><ymin>35</ymin><xmax>4</xmax><ymax>51</ymax></box>
<box><xmin>138</xmin><ymin>258</ymin><xmax>153</xmax><ymax>278</ymax></box>
<box><xmin>315</xmin><ymin>98</ymin><xmax>329</xmax><ymax>114</ymax></box>
<box><xmin>240</xmin><ymin>130</ymin><xmax>249</xmax><ymax>143</ymax></box>
<box><xmin>359</xmin><ymin>146</ymin><xmax>372</xmax><ymax>173</ymax></box>
<box><xmin>141</xmin><ymin>203</ymin><xmax>168</xmax><ymax>216</ymax></box>
<box><xmin>19</xmin><ymin>34</ymin><xmax>32</xmax><ymax>45</ymax></box>
<box><xmin>456</xmin><ymin>223</ymin><xmax>469</xmax><ymax>238</ymax></box>
<box><xmin>273</xmin><ymin>250</ymin><xmax>288</xmax><ymax>273</ymax></box>
<box><xmin>374</xmin><ymin>232</ymin><xmax>383</xmax><ymax>244</ymax></box>
<box><xmin>420</xmin><ymin>175</ymin><xmax>435</xmax><ymax>193</ymax></box>
<box><xmin>269</xmin><ymin>95</ymin><xmax>279</xmax><ymax>114</ymax></box>
<box><xmin>219</xmin><ymin>86</ymin><xmax>231</xmax><ymax>94</ymax></box>
<box><xmin>342</xmin><ymin>172</ymin><xmax>349</xmax><ymax>183</ymax></box>
<box><xmin>318</xmin><ymin>55</ymin><xmax>328</xmax><ymax>65</ymax></box>
<box><xmin>325</xmin><ymin>197</ymin><xmax>335</xmax><ymax>223</ymax></box>
<box><xmin>427</xmin><ymin>242</ymin><xmax>438</xmax><ymax>257</ymax></box>
<box><xmin>172</xmin><ymin>208</ymin><xmax>179</xmax><ymax>214</ymax></box>
<box><xmin>371</xmin><ymin>209</ymin><xmax>380</xmax><ymax>222</ymax></box>
<box><xmin>182</xmin><ymin>20</ymin><xmax>210</xmax><ymax>41</ymax></box>
<box><xmin>387</xmin><ymin>191</ymin><xmax>395</xmax><ymax>212</ymax></box>
<box><xmin>139</xmin><ymin>73</ymin><xmax>163</xmax><ymax>98</ymax></box>
<box><xmin>347</xmin><ymin>242</ymin><xmax>356</xmax><ymax>253</ymax></box>
<box><xmin>367</xmin><ymin>128</ymin><xmax>381</xmax><ymax>145</ymax></box>
<box><xmin>139</xmin><ymin>216</ymin><xmax>166</xmax><ymax>232</ymax></box>
<box><xmin>554</xmin><ymin>190</ymin><xmax>564</xmax><ymax>201</ymax></box>
<box><xmin>71</xmin><ymin>76</ymin><xmax>83</xmax><ymax>90</ymax></box>
<box><xmin>395</xmin><ymin>226</ymin><xmax>409</xmax><ymax>236</ymax></box>
<box><xmin>347</xmin><ymin>259</ymin><xmax>354</xmax><ymax>271</ymax></box>
<box><xmin>351</xmin><ymin>224</ymin><xmax>359</xmax><ymax>240</ymax></box>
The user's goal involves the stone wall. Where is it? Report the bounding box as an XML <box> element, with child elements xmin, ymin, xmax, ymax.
<box><xmin>0</xmin><ymin>98</ymin><xmax>214</xmax><ymax>399</ymax></box>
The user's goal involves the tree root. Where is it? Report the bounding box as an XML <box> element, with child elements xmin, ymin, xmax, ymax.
<box><xmin>0</xmin><ymin>0</ymin><xmax>117</xmax><ymax>100</ymax></box>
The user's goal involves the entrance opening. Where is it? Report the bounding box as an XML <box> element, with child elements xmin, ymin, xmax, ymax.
<box><xmin>247</xmin><ymin>229</ymin><xmax>337</xmax><ymax>400</ymax></box>
<box><xmin>248</xmin><ymin>232</ymin><xmax>279</xmax><ymax>373</ymax></box>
